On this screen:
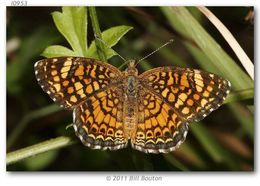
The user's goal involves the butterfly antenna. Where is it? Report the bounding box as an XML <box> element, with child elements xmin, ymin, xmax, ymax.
<box><xmin>94</xmin><ymin>35</ymin><xmax>127</xmax><ymax>63</ymax></box>
<box><xmin>135</xmin><ymin>39</ymin><xmax>174</xmax><ymax>67</ymax></box>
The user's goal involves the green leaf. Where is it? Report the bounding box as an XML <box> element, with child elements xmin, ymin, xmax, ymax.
<box><xmin>41</xmin><ymin>45</ymin><xmax>76</xmax><ymax>58</ymax></box>
<box><xmin>52</xmin><ymin>7</ymin><xmax>87</xmax><ymax>56</ymax></box>
<box><xmin>88</xmin><ymin>25</ymin><xmax>133</xmax><ymax>59</ymax></box>
<box><xmin>161</xmin><ymin>7</ymin><xmax>254</xmax><ymax>90</ymax></box>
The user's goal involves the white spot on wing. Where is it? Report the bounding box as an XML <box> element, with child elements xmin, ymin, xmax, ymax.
<box><xmin>158</xmin><ymin>149</ymin><xmax>164</xmax><ymax>153</ymax></box>
<box><xmin>73</xmin><ymin>124</ymin><xmax>78</xmax><ymax>132</ymax></box>
<box><xmin>86</xmin><ymin>143</ymin><xmax>91</xmax><ymax>147</ymax></box>
<box><xmin>169</xmin><ymin>146</ymin><xmax>176</xmax><ymax>152</ymax></box>
<box><xmin>78</xmin><ymin>134</ymin><xmax>83</xmax><ymax>141</ymax></box>
<box><xmin>93</xmin><ymin>145</ymin><xmax>101</xmax><ymax>150</ymax></box>
<box><xmin>176</xmin><ymin>140</ymin><xmax>182</xmax><ymax>148</ymax></box>
<box><xmin>228</xmin><ymin>81</ymin><xmax>231</xmax><ymax>87</ymax></box>
<box><xmin>34</xmin><ymin>61</ymin><xmax>40</xmax><ymax>68</ymax></box>
<box><xmin>183</xmin><ymin>130</ymin><xmax>188</xmax><ymax>138</ymax></box>
<box><xmin>73</xmin><ymin>109</ymin><xmax>76</xmax><ymax>123</ymax></box>
<box><xmin>147</xmin><ymin>149</ymin><xmax>155</xmax><ymax>153</ymax></box>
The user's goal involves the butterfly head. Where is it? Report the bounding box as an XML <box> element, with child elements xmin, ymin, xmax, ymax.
<box><xmin>125</xmin><ymin>60</ymin><xmax>138</xmax><ymax>76</ymax></box>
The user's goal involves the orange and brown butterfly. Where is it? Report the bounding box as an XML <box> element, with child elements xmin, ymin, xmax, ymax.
<box><xmin>34</xmin><ymin>57</ymin><xmax>231</xmax><ymax>153</ymax></box>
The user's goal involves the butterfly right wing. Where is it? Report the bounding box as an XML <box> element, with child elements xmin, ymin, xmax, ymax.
<box><xmin>34</xmin><ymin>57</ymin><xmax>122</xmax><ymax>109</ymax></box>
<box><xmin>132</xmin><ymin>66</ymin><xmax>231</xmax><ymax>153</ymax></box>
<box><xmin>138</xmin><ymin>66</ymin><xmax>231</xmax><ymax>123</ymax></box>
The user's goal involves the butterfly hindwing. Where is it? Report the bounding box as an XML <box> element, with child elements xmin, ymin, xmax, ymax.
<box><xmin>73</xmin><ymin>87</ymin><xmax>128</xmax><ymax>150</ymax></box>
<box><xmin>132</xmin><ymin>89</ymin><xmax>188</xmax><ymax>153</ymax></box>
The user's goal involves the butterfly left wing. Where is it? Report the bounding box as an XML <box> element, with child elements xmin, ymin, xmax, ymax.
<box><xmin>34</xmin><ymin>57</ymin><xmax>122</xmax><ymax>109</ymax></box>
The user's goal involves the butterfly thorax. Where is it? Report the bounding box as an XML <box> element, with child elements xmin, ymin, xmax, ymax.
<box><xmin>122</xmin><ymin>60</ymin><xmax>139</xmax><ymax>139</ymax></box>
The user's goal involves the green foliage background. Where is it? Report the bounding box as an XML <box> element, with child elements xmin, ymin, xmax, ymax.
<box><xmin>7</xmin><ymin>7</ymin><xmax>254</xmax><ymax>171</ymax></box>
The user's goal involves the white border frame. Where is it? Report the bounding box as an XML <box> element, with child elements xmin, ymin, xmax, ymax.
<box><xmin>2</xmin><ymin>1</ymin><xmax>258</xmax><ymax>186</ymax></box>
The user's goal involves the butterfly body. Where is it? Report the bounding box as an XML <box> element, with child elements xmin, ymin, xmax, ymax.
<box><xmin>122</xmin><ymin>80</ymin><xmax>138</xmax><ymax>139</ymax></box>
<box><xmin>34</xmin><ymin>57</ymin><xmax>231</xmax><ymax>153</ymax></box>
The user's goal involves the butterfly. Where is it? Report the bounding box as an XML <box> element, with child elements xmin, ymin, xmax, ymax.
<box><xmin>34</xmin><ymin>57</ymin><xmax>231</xmax><ymax>153</ymax></box>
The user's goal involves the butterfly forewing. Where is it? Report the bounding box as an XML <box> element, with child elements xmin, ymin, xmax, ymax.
<box><xmin>139</xmin><ymin>66</ymin><xmax>231</xmax><ymax>123</ymax></box>
<box><xmin>34</xmin><ymin>57</ymin><xmax>122</xmax><ymax>109</ymax></box>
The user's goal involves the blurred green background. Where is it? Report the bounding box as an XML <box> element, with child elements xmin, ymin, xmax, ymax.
<box><xmin>6</xmin><ymin>7</ymin><xmax>254</xmax><ymax>171</ymax></box>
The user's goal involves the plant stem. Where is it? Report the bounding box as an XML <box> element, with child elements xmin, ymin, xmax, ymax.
<box><xmin>7</xmin><ymin>104</ymin><xmax>61</xmax><ymax>149</ymax></box>
<box><xmin>89</xmin><ymin>7</ymin><xmax>107</xmax><ymax>61</ymax></box>
<box><xmin>224</xmin><ymin>88</ymin><xmax>254</xmax><ymax>104</ymax></box>
<box><xmin>7</xmin><ymin>136</ymin><xmax>76</xmax><ymax>165</ymax></box>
